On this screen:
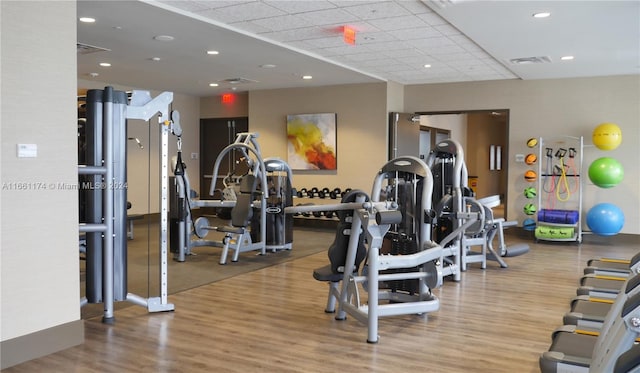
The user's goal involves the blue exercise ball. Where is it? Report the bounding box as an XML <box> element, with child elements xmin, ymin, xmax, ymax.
<box><xmin>587</xmin><ymin>203</ymin><xmax>625</xmax><ymax>236</ymax></box>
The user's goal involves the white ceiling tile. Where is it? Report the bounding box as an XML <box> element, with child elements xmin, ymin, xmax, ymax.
<box><xmin>305</xmin><ymin>36</ymin><xmax>350</xmax><ymax>48</ymax></box>
<box><xmin>264</xmin><ymin>1</ymin><xmax>337</xmax><ymax>14</ymax></box>
<box><xmin>342</xmin><ymin>1</ymin><xmax>412</xmax><ymax>20</ymax></box>
<box><xmin>196</xmin><ymin>2</ymin><xmax>285</xmax><ymax>23</ymax></box>
<box><xmin>230</xmin><ymin>21</ymin><xmax>273</xmax><ymax>34</ymax></box>
<box><xmin>299</xmin><ymin>8</ymin><xmax>360</xmax><ymax>26</ymax></box>
<box><xmin>250</xmin><ymin>14</ymin><xmax>316</xmax><ymax>31</ymax></box>
<box><xmin>382</xmin><ymin>48</ymin><xmax>427</xmax><ymax>58</ymax></box>
<box><xmin>367</xmin><ymin>15</ymin><xmax>428</xmax><ymax>31</ymax></box>
<box><xmin>433</xmin><ymin>23</ymin><xmax>461</xmax><ymax>36</ymax></box>
<box><xmin>406</xmin><ymin>36</ymin><xmax>454</xmax><ymax>49</ymax></box>
<box><xmin>427</xmin><ymin>44</ymin><xmax>467</xmax><ymax>55</ymax></box>
<box><xmin>435</xmin><ymin>52</ymin><xmax>476</xmax><ymax>62</ymax></box>
<box><xmin>354</xmin><ymin>31</ymin><xmax>398</xmax><ymax>45</ymax></box>
<box><xmin>416</xmin><ymin>11</ymin><xmax>449</xmax><ymax>26</ymax></box>
<box><xmin>365</xmin><ymin>40</ymin><xmax>414</xmax><ymax>52</ymax></box>
<box><xmin>398</xmin><ymin>0</ymin><xmax>434</xmax><ymax>14</ymax></box>
<box><xmin>389</xmin><ymin>27</ymin><xmax>441</xmax><ymax>41</ymax></box>
<box><xmin>260</xmin><ymin>27</ymin><xmax>326</xmax><ymax>42</ymax></box>
<box><xmin>319</xmin><ymin>45</ymin><xmax>365</xmax><ymax>57</ymax></box>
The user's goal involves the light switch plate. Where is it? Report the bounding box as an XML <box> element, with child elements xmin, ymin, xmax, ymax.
<box><xmin>17</xmin><ymin>144</ymin><xmax>37</xmax><ymax>158</ymax></box>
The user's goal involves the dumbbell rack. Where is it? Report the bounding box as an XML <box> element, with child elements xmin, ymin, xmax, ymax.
<box><xmin>293</xmin><ymin>187</ymin><xmax>353</xmax><ymax>223</ymax></box>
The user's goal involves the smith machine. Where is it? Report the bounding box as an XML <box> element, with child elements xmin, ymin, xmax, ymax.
<box><xmin>79</xmin><ymin>87</ymin><xmax>180</xmax><ymax>322</ymax></box>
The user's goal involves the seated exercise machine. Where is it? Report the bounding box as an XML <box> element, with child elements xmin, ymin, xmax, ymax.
<box><xmin>170</xmin><ymin>132</ymin><xmax>294</xmax><ymax>264</ymax></box>
<box><xmin>476</xmin><ymin>195</ymin><xmax>530</xmax><ymax>267</ymax></box>
<box><xmin>309</xmin><ymin>156</ymin><xmax>482</xmax><ymax>343</ymax></box>
<box><xmin>426</xmin><ymin>139</ymin><xmax>528</xmax><ymax>271</ymax></box>
<box><xmin>540</xmin><ymin>273</ymin><xmax>640</xmax><ymax>372</ymax></box>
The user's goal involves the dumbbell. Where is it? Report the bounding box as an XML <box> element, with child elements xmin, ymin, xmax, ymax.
<box><xmin>318</xmin><ymin>187</ymin><xmax>330</xmax><ymax>199</ymax></box>
<box><xmin>297</xmin><ymin>188</ymin><xmax>307</xmax><ymax>198</ymax></box>
<box><xmin>325</xmin><ymin>210</ymin><xmax>335</xmax><ymax>219</ymax></box>
<box><xmin>342</xmin><ymin>188</ymin><xmax>352</xmax><ymax>197</ymax></box>
<box><xmin>329</xmin><ymin>187</ymin><xmax>342</xmax><ymax>199</ymax></box>
<box><xmin>312</xmin><ymin>210</ymin><xmax>324</xmax><ymax>218</ymax></box>
<box><xmin>307</xmin><ymin>187</ymin><xmax>319</xmax><ymax>198</ymax></box>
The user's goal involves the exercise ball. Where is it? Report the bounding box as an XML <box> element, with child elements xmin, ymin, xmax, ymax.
<box><xmin>592</xmin><ymin>122</ymin><xmax>622</xmax><ymax>151</ymax></box>
<box><xmin>588</xmin><ymin>157</ymin><xmax>624</xmax><ymax>188</ymax></box>
<box><xmin>587</xmin><ymin>203</ymin><xmax>624</xmax><ymax>236</ymax></box>
<box><xmin>526</xmin><ymin>138</ymin><xmax>538</xmax><ymax>148</ymax></box>
<box><xmin>525</xmin><ymin>153</ymin><xmax>537</xmax><ymax>165</ymax></box>
<box><xmin>523</xmin><ymin>203</ymin><xmax>537</xmax><ymax>215</ymax></box>
<box><xmin>524</xmin><ymin>186</ymin><xmax>537</xmax><ymax>199</ymax></box>
<box><xmin>522</xmin><ymin>218</ymin><xmax>536</xmax><ymax>231</ymax></box>
<box><xmin>524</xmin><ymin>170</ymin><xmax>537</xmax><ymax>182</ymax></box>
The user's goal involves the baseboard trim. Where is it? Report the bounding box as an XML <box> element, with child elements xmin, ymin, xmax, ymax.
<box><xmin>1</xmin><ymin>320</ymin><xmax>84</xmax><ymax>369</ymax></box>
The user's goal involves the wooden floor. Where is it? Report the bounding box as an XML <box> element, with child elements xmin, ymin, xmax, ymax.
<box><xmin>5</xmin><ymin>230</ymin><xmax>639</xmax><ymax>373</ymax></box>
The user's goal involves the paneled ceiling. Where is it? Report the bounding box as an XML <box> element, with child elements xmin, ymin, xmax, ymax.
<box><xmin>77</xmin><ymin>0</ymin><xmax>640</xmax><ymax>97</ymax></box>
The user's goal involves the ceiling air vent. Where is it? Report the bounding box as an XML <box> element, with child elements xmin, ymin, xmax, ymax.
<box><xmin>77</xmin><ymin>42</ymin><xmax>111</xmax><ymax>55</ymax></box>
<box><xmin>221</xmin><ymin>77</ymin><xmax>259</xmax><ymax>84</ymax></box>
<box><xmin>509</xmin><ymin>56</ymin><xmax>552</xmax><ymax>65</ymax></box>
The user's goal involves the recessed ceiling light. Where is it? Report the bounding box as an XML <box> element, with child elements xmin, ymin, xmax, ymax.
<box><xmin>149</xmin><ymin>57</ymin><xmax>161</xmax><ymax>62</ymax></box>
<box><xmin>424</xmin><ymin>64</ymin><xmax>432</xmax><ymax>68</ymax></box>
<box><xmin>533</xmin><ymin>12</ymin><xmax>551</xmax><ymax>18</ymax></box>
<box><xmin>561</xmin><ymin>56</ymin><xmax>575</xmax><ymax>61</ymax></box>
<box><xmin>99</xmin><ymin>62</ymin><xmax>111</xmax><ymax>67</ymax></box>
<box><xmin>153</xmin><ymin>35</ymin><xmax>175</xmax><ymax>41</ymax></box>
<box><xmin>207</xmin><ymin>50</ymin><xmax>219</xmax><ymax>55</ymax></box>
<box><xmin>259</xmin><ymin>64</ymin><xmax>276</xmax><ymax>68</ymax></box>
<box><xmin>79</xmin><ymin>17</ymin><xmax>95</xmax><ymax>23</ymax></box>
<box><xmin>209</xmin><ymin>83</ymin><xmax>219</xmax><ymax>87</ymax></box>
<box><xmin>302</xmin><ymin>75</ymin><xmax>313</xmax><ymax>80</ymax></box>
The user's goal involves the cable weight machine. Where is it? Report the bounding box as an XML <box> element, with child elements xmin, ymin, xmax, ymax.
<box><xmin>79</xmin><ymin>87</ymin><xmax>180</xmax><ymax>322</ymax></box>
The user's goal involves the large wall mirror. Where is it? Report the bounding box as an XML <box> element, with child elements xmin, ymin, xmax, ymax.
<box><xmin>389</xmin><ymin>110</ymin><xmax>509</xmax><ymax>218</ymax></box>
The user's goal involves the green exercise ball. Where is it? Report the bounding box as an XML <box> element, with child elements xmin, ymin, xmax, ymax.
<box><xmin>588</xmin><ymin>157</ymin><xmax>624</xmax><ymax>188</ymax></box>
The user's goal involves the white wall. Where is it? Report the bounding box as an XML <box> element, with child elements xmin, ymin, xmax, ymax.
<box><xmin>1</xmin><ymin>0</ymin><xmax>79</xmax><ymax>340</ymax></box>
<box><xmin>405</xmin><ymin>76</ymin><xmax>640</xmax><ymax>234</ymax></box>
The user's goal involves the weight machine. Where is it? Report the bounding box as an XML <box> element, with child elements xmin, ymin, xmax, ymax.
<box><xmin>309</xmin><ymin>156</ymin><xmax>482</xmax><ymax>342</ymax></box>
<box><xmin>170</xmin><ymin>132</ymin><xmax>294</xmax><ymax>264</ymax></box>
<box><xmin>79</xmin><ymin>87</ymin><xmax>179</xmax><ymax>322</ymax></box>
<box><xmin>427</xmin><ymin>139</ymin><xmax>528</xmax><ymax>271</ymax></box>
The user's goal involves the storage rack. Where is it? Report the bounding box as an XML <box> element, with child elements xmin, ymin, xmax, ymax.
<box><xmin>535</xmin><ymin>136</ymin><xmax>584</xmax><ymax>243</ymax></box>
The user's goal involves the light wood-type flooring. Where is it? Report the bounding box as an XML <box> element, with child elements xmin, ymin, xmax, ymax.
<box><xmin>5</xmin><ymin>229</ymin><xmax>639</xmax><ymax>373</ymax></box>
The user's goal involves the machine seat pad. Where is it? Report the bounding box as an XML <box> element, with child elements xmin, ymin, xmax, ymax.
<box><xmin>217</xmin><ymin>226</ymin><xmax>246</xmax><ymax>235</ymax></box>
<box><xmin>313</xmin><ymin>264</ymin><xmax>344</xmax><ymax>283</ymax></box>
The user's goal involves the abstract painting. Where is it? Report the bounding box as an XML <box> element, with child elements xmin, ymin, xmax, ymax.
<box><xmin>286</xmin><ymin>113</ymin><xmax>337</xmax><ymax>170</ymax></box>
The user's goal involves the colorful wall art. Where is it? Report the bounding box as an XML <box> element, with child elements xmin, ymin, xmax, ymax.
<box><xmin>286</xmin><ymin>113</ymin><xmax>337</xmax><ymax>170</ymax></box>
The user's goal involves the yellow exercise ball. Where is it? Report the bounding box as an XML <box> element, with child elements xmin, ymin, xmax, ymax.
<box><xmin>593</xmin><ymin>122</ymin><xmax>622</xmax><ymax>151</ymax></box>
<box><xmin>526</xmin><ymin>138</ymin><xmax>538</xmax><ymax>148</ymax></box>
